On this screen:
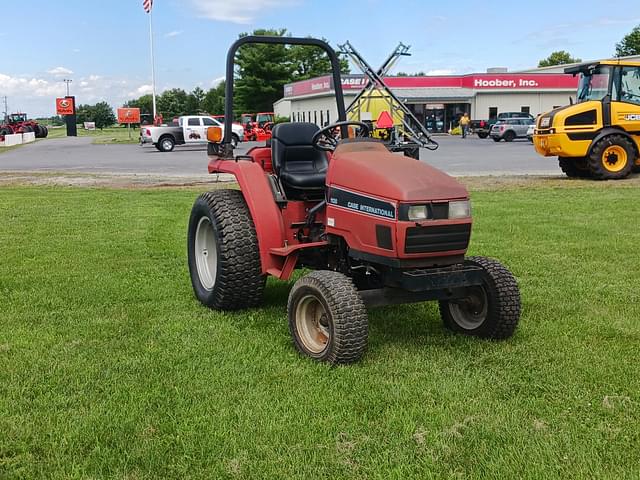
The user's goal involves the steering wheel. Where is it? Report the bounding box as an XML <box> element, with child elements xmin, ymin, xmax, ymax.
<box><xmin>311</xmin><ymin>121</ymin><xmax>371</xmax><ymax>151</ymax></box>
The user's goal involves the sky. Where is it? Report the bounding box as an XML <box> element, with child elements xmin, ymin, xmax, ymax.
<box><xmin>2</xmin><ymin>0</ymin><xmax>639</xmax><ymax>117</ymax></box>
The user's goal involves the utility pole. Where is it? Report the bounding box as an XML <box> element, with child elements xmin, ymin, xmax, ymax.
<box><xmin>63</xmin><ymin>79</ymin><xmax>73</xmax><ymax>96</ymax></box>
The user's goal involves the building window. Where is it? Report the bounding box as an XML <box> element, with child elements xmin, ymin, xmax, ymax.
<box><xmin>489</xmin><ymin>107</ymin><xmax>498</xmax><ymax>120</ymax></box>
<box><xmin>521</xmin><ymin>106</ymin><xmax>530</xmax><ymax>114</ymax></box>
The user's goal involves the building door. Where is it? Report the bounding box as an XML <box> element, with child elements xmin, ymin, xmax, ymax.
<box><xmin>424</xmin><ymin>104</ymin><xmax>445</xmax><ymax>133</ymax></box>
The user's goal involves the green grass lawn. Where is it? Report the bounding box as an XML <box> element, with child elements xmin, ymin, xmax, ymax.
<box><xmin>46</xmin><ymin>126</ymin><xmax>139</xmax><ymax>144</ymax></box>
<box><xmin>1</xmin><ymin>183</ymin><xmax>639</xmax><ymax>479</ymax></box>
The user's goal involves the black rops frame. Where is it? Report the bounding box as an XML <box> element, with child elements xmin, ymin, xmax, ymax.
<box><xmin>222</xmin><ymin>35</ymin><xmax>348</xmax><ymax>158</ymax></box>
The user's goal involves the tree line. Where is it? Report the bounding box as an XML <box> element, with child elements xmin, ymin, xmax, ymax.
<box><xmin>125</xmin><ymin>28</ymin><xmax>349</xmax><ymax>120</ymax></box>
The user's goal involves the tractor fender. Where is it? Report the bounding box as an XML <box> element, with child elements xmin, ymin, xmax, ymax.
<box><xmin>208</xmin><ymin>158</ymin><xmax>286</xmax><ymax>274</ymax></box>
<box><xmin>587</xmin><ymin>128</ymin><xmax>639</xmax><ymax>158</ymax></box>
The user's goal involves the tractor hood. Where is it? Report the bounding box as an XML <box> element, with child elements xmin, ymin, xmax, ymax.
<box><xmin>327</xmin><ymin>141</ymin><xmax>468</xmax><ymax>202</ymax></box>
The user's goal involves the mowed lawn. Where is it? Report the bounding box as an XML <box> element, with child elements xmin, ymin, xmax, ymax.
<box><xmin>0</xmin><ymin>183</ymin><xmax>638</xmax><ymax>479</ymax></box>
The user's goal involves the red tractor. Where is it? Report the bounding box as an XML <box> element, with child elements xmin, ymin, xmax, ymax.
<box><xmin>187</xmin><ymin>36</ymin><xmax>521</xmax><ymax>364</ymax></box>
<box><xmin>0</xmin><ymin>113</ymin><xmax>48</xmax><ymax>138</ymax></box>
<box><xmin>241</xmin><ymin>112</ymin><xmax>273</xmax><ymax>142</ymax></box>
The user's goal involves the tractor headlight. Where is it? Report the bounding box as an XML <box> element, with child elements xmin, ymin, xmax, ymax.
<box><xmin>540</xmin><ymin>116</ymin><xmax>551</xmax><ymax>128</ymax></box>
<box><xmin>407</xmin><ymin>205</ymin><xmax>428</xmax><ymax>221</ymax></box>
<box><xmin>449</xmin><ymin>200</ymin><xmax>471</xmax><ymax>219</ymax></box>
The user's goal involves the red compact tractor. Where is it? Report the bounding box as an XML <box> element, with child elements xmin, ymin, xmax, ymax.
<box><xmin>241</xmin><ymin>112</ymin><xmax>273</xmax><ymax>142</ymax></box>
<box><xmin>0</xmin><ymin>113</ymin><xmax>48</xmax><ymax>138</ymax></box>
<box><xmin>187</xmin><ymin>37</ymin><xmax>521</xmax><ymax>364</ymax></box>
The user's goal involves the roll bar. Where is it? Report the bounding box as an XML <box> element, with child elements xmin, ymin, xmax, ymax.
<box><xmin>222</xmin><ymin>35</ymin><xmax>347</xmax><ymax>157</ymax></box>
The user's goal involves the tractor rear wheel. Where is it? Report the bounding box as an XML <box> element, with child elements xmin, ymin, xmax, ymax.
<box><xmin>559</xmin><ymin>157</ymin><xmax>591</xmax><ymax>178</ymax></box>
<box><xmin>588</xmin><ymin>135</ymin><xmax>634</xmax><ymax>180</ymax></box>
<box><xmin>439</xmin><ymin>256</ymin><xmax>520</xmax><ymax>339</ymax></box>
<box><xmin>42</xmin><ymin>126</ymin><xmax>49</xmax><ymax>138</ymax></box>
<box><xmin>288</xmin><ymin>271</ymin><xmax>368</xmax><ymax>365</ymax></box>
<box><xmin>187</xmin><ymin>189</ymin><xmax>265</xmax><ymax>310</ymax></box>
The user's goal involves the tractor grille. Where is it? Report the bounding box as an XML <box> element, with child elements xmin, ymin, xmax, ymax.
<box><xmin>404</xmin><ymin>224</ymin><xmax>471</xmax><ymax>254</ymax></box>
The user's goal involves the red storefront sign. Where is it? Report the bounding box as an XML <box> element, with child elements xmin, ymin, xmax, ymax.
<box><xmin>284</xmin><ymin>73</ymin><xmax>578</xmax><ymax>97</ymax></box>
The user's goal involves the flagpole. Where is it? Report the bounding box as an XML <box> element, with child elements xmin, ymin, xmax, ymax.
<box><xmin>148</xmin><ymin>7</ymin><xmax>157</xmax><ymax>121</ymax></box>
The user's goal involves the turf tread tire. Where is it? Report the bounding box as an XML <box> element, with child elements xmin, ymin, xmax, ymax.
<box><xmin>188</xmin><ymin>189</ymin><xmax>265</xmax><ymax>310</ymax></box>
<box><xmin>288</xmin><ymin>271</ymin><xmax>368</xmax><ymax>365</ymax></box>
<box><xmin>439</xmin><ymin>256</ymin><xmax>520</xmax><ymax>339</ymax></box>
<box><xmin>588</xmin><ymin>135</ymin><xmax>634</xmax><ymax>180</ymax></box>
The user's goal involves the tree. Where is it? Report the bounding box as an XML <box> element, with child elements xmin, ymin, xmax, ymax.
<box><xmin>157</xmin><ymin>88</ymin><xmax>189</xmax><ymax>118</ymax></box>
<box><xmin>289</xmin><ymin>39</ymin><xmax>350</xmax><ymax>81</ymax></box>
<box><xmin>91</xmin><ymin>102</ymin><xmax>116</xmax><ymax>129</ymax></box>
<box><xmin>202</xmin><ymin>81</ymin><xmax>226</xmax><ymax>115</ymax></box>
<box><xmin>125</xmin><ymin>94</ymin><xmax>153</xmax><ymax>115</ymax></box>
<box><xmin>234</xmin><ymin>28</ymin><xmax>292</xmax><ymax>113</ymax></box>
<box><xmin>186</xmin><ymin>86</ymin><xmax>206</xmax><ymax>113</ymax></box>
<box><xmin>538</xmin><ymin>51</ymin><xmax>582</xmax><ymax>67</ymax></box>
<box><xmin>615</xmin><ymin>25</ymin><xmax>640</xmax><ymax>57</ymax></box>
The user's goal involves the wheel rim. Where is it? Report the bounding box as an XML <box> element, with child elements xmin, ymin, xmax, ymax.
<box><xmin>602</xmin><ymin>145</ymin><xmax>628</xmax><ymax>172</ymax></box>
<box><xmin>194</xmin><ymin>216</ymin><xmax>218</xmax><ymax>290</ymax></box>
<box><xmin>162</xmin><ymin>139</ymin><xmax>173</xmax><ymax>151</ymax></box>
<box><xmin>448</xmin><ymin>286</ymin><xmax>489</xmax><ymax>330</ymax></box>
<box><xmin>295</xmin><ymin>294</ymin><xmax>330</xmax><ymax>354</ymax></box>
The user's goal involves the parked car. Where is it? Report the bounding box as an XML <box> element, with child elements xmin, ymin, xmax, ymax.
<box><xmin>490</xmin><ymin>117</ymin><xmax>535</xmax><ymax>142</ymax></box>
<box><xmin>472</xmin><ymin>112</ymin><xmax>535</xmax><ymax>139</ymax></box>
<box><xmin>140</xmin><ymin>115</ymin><xmax>244</xmax><ymax>152</ymax></box>
<box><xmin>526</xmin><ymin>124</ymin><xmax>535</xmax><ymax>142</ymax></box>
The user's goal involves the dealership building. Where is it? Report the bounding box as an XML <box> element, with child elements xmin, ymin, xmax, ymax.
<box><xmin>273</xmin><ymin>56</ymin><xmax>640</xmax><ymax>133</ymax></box>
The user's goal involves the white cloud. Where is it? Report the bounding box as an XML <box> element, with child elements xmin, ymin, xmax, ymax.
<box><xmin>165</xmin><ymin>30</ymin><xmax>182</xmax><ymax>38</ymax></box>
<box><xmin>47</xmin><ymin>66</ymin><xmax>74</xmax><ymax>77</ymax></box>
<box><xmin>188</xmin><ymin>0</ymin><xmax>298</xmax><ymax>24</ymax></box>
<box><xmin>135</xmin><ymin>84</ymin><xmax>154</xmax><ymax>95</ymax></box>
<box><xmin>211</xmin><ymin>76</ymin><xmax>225</xmax><ymax>86</ymax></box>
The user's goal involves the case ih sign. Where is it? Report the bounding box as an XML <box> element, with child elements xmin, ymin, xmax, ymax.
<box><xmin>117</xmin><ymin>107</ymin><xmax>141</xmax><ymax>124</ymax></box>
<box><xmin>284</xmin><ymin>73</ymin><xmax>578</xmax><ymax>97</ymax></box>
<box><xmin>56</xmin><ymin>97</ymin><xmax>75</xmax><ymax>115</ymax></box>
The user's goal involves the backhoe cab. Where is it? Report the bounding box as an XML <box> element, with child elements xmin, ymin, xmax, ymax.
<box><xmin>187</xmin><ymin>36</ymin><xmax>521</xmax><ymax>364</ymax></box>
<box><xmin>534</xmin><ymin>60</ymin><xmax>640</xmax><ymax>179</ymax></box>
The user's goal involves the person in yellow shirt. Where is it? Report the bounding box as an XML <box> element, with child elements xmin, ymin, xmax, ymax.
<box><xmin>459</xmin><ymin>112</ymin><xmax>470</xmax><ymax>139</ymax></box>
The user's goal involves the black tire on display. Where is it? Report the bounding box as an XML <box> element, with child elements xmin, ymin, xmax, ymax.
<box><xmin>0</xmin><ymin>127</ymin><xmax>12</xmax><ymax>136</ymax></box>
<box><xmin>157</xmin><ymin>135</ymin><xmax>175</xmax><ymax>152</ymax></box>
<box><xmin>588</xmin><ymin>135</ymin><xmax>634</xmax><ymax>180</ymax></box>
<box><xmin>187</xmin><ymin>190</ymin><xmax>265</xmax><ymax>310</ymax></box>
<box><xmin>22</xmin><ymin>125</ymin><xmax>33</xmax><ymax>134</ymax></box>
<box><xmin>33</xmin><ymin>125</ymin><xmax>43</xmax><ymax>138</ymax></box>
<box><xmin>43</xmin><ymin>126</ymin><xmax>49</xmax><ymax>138</ymax></box>
<box><xmin>559</xmin><ymin>157</ymin><xmax>592</xmax><ymax>178</ymax></box>
<box><xmin>439</xmin><ymin>256</ymin><xmax>520</xmax><ymax>339</ymax></box>
<box><xmin>503</xmin><ymin>130</ymin><xmax>515</xmax><ymax>142</ymax></box>
<box><xmin>288</xmin><ymin>271</ymin><xmax>368</xmax><ymax>365</ymax></box>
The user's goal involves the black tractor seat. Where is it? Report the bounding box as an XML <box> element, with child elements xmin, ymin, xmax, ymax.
<box><xmin>271</xmin><ymin>122</ymin><xmax>328</xmax><ymax>199</ymax></box>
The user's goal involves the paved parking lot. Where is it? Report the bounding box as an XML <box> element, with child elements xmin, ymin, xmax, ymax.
<box><xmin>0</xmin><ymin>134</ymin><xmax>561</xmax><ymax>178</ymax></box>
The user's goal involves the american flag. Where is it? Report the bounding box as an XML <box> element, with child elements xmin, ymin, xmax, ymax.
<box><xmin>143</xmin><ymin>0</ymin><xmax>153</xmax><ymax>13</ymax></box>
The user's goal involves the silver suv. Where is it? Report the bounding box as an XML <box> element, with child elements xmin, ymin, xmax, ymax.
<box><xmin>490</xmin><ymin>117</ymin><xmax>535</xmax><ymax>142</ymax></box>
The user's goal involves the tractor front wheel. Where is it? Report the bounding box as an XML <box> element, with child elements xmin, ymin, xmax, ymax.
<box><xmin>439</xmin><ymin>256</ymin><xmax>520</xmax><ymax>339</ymax></box>
<box><xmin>288</xmin><ymin>271</ymin><xmax>368</xmax><ymax>365</ymax></box>
<box><xmin>588</xmin><ymin>135</ymin><xmax>634</xmax><ymax>180</ymax></box>
<box><xmin>187</xmin><ymin>189</ymin><xmax>265</xmax><ymax>310</ymax></box>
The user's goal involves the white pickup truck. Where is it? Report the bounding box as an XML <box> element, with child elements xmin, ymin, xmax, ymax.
<box><xmin>140</xmin><ymin>115</ymin><xmax>244</xmax><ymax>152</ymax></box>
